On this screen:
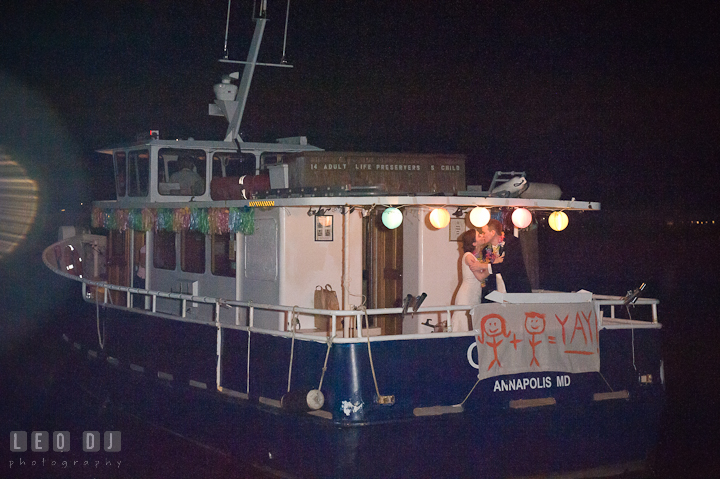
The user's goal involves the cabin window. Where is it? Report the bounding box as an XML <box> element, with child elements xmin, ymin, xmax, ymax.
<box><xmin>211</xmin><ymin>233</ymin><xmax>236</xmax><ymax>277</ymax></box>
<box><xmin>158</xmin><ymin>148</ymin><xmax>207</xmax><ymax>196</ymax></box>
<box><xmin>212</xmin><ymin>152</ymin><xmax>256</xmax><ymax>178</ymax></box>
<box><xmin>114</xmin><ymin>151</ymin><xmax>126</xmax><ymax>197</ymax></box>
<box><xmin>153</xmin><ymin>231</ymin><xmax>176</xmax><ymax>270</ymax></box>
<box><xmin>128</xmin><ymin>149</ymin><xmax>149</xmax><ymax>197</ymax></box>
<box><xmin>260</xmin><ymin>153</ymin><xmax>284</xmax><ymax>168</ymax></box>
<box><xmin>181</xmin><ymin>231</ymin><xmax>205</xmax><ymax>274</ymax></box>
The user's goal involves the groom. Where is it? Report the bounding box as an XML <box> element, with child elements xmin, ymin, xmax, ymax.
<box><xmin>472</xmin><ymin>219</ymin><xmax>532</xmax><ymax>297</ymax></box>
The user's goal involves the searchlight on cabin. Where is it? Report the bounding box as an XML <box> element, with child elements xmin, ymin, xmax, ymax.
<box><xmin>213</xmin><ymin>72</ymin><xmax>239</xmax><ymax>101</ymax></box>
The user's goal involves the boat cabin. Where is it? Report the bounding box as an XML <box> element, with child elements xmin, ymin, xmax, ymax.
<box><xmin>101</xmin><ymin>136</ymin><xmax>322</xmax><ymax>203</ymax></box>
<box><xmin>83</xmin><ymin>140</ymin><xmax>599</xmax><ymax>337</ymax></box>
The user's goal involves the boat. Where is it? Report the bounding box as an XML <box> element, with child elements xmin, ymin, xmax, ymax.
<box><xmin>42</xmin><ymin>3</ymin><xmax>664</xmax><ymax>477</ymax></box>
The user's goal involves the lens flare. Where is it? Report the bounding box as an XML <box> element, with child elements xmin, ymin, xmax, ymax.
<box><xmin>0</xmin><ymin>151</ymin><xmax>39</xmax><ymax>259</ymax></box>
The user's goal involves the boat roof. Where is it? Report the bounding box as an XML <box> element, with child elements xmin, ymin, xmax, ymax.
<box><xmin>93</xmin><ymin>195</ymin><xmax>599</xmax><ymax>212</ymax></box>
<box><xmin>96</xmin><ymin>138</ymin><xmax>323</xmax><ymax>156</ymax></box>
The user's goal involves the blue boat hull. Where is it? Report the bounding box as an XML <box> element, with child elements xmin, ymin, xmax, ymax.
<box><xmin>59</xmin><ymin>294</ymin><xmax>664</xmax><ymax>478</ymax></box>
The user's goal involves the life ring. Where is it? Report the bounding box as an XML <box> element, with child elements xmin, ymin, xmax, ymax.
<box><xmin>467</xmin><ymin>341</ymin><xmax>479</xmax><ymax>369</ymax></box>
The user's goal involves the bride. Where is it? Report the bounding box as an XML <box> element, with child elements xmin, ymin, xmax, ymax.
<box><xmin>451</xmin><ymin>229</ymin><xmax>490</xmax><ymax>332</ymax></box>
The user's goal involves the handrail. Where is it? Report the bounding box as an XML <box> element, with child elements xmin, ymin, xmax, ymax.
<box><xmin>76</xmin><ymin>276</ymin><xmax>472</xmax><ymax>319</ymax></box>
<box><xmin>71</xmin><ymin>273</ymin><xmax>660</xmax><ymax>339</ymax></box>
<box><xmin>66</xmin><ymin>271</ymin><xmax>478</xmax><ymax>342</ymax></box>
<box><xmin>594</xmin><ymin>297</ymin><xmax>659</xmax><ymax>323</ymax></box>
<box><xmin>45</xmin><ymin>240</ymin><xmax>660</xmax><ymax>341</ymax></box>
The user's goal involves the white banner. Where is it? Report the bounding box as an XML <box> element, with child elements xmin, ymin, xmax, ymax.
<box><xmin>471</xmin><ymin>303</ymin><xmax>600</xmax><ymax>381</ymax></box>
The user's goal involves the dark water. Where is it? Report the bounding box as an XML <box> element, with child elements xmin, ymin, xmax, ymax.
<box><xmin>540</xmin><ymin>213</ymin><xmax>720</xmax><ymax>479</ymax></box>
<box><xmin>0</xmin><ymin>220</ymin><xmax>264</xmax><ymax>478</ymax></box>
<box><xmin>1</xmin><ymin>214</ymin><xmax>719</xmax><ymax>478</ymax></box>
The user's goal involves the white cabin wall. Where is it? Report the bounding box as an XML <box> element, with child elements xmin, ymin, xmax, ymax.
<box><xmin>201</xmin><ymin>269</ymin><xmax>236</xmax><ymax>324</ymax></box>
<box><xmin>402</xmin><ymin>207</ymin><xmax>466</xmax><ymax>334</ymax></box>
<box><xmin>279</xmin><ymin>208</ymin><xmax>363</xmax><ymax>330</ymax></box>
<box><xmin>242</xmin><ymin>210</ymin><xmax>281</xmax><ymax>330</ymax></box>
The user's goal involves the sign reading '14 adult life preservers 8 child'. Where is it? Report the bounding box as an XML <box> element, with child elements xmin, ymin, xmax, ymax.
<box><xmin>470</xmin><ymin>303</ymin><xmax>600</xmax><ymax>381</ymax></box>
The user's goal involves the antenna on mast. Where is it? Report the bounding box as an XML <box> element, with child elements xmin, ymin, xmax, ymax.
<box><xmin>212</xmin><ymin>0</ymin><xmax>294</xmax><ymax>142</ymax></box>
<box><xmin>223</xmin><ymin>0</ymin><xmax>232</xmax><ymax>59</ymax></box>
<box><xmin>281</xmin><ymin>0</ymin><xmax>291</xmax><ymax>63</ymax></box>
<box><xmin>256</xmin><ymin>0</ymin><xmax>267</xmax><ymax>17</ymax></box>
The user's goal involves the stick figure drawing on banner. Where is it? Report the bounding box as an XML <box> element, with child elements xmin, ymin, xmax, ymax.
<box><xmin>524</xmin><ymin>312</ymin><xmax>546</xmax><ymax>367</ymax></box>
<box><xmin>478</xmin><ymin>313</ymin><xmax>511</xmax><ymax>370</ymax></box>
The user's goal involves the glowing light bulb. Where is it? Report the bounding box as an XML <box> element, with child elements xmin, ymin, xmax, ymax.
<box><xmin>429</xmin><ymin>208</ymin><xmax>451</xmax><ymax>229</ymax></box>
<box><xmin>548</xmin><ymin>211</ymin><xmax>569</xmax><ymax>231</ymax></box>
<box><xmin>469</xmin><ymin>207</ymin><xmax>491</xmax><ymax>227</ymax></box>
<box><xmin>382</xmin><ymin>207</ymin><xmax>403</xmax><ymax>229</ymax></box>
<box><xmin>511</xmin><ymin>208</ymin><xmax>532</xmax><ymax>229</ymax></box>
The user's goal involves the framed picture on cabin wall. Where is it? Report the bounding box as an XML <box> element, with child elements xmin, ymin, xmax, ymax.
<box><xmin>315</xmin><ymin>215</ymin><xmax>333</xmax><ymax>241</ymax></box>
<box><xmin>450</xmin><ymin>218</ymin><xmax>466</xmax><ymax>241</ymax></box>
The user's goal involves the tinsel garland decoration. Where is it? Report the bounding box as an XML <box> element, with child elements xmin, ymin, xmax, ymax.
<box><xmin>156</xmin><ymin>208</ymin><xmax>174</xmax><ymax>232</ymax></box>
<box><xmin>104</xmin><ymin>209</ymin><xmax>117</xmax><ymax>231</ymax></box>
<box><xmin>141</xmin><ymin>208</ymin><xmax>156</xmax><ymax>231</ymax></box>
<box><xmin>189</xmin><ymin>207</ymin><xmax>209</xmax><ymax>234</ymax></box>
<box><xmin>128</xmin><ymin>209</ymin><xmax>143</xmax><ymax>231</ymax></box>
<box><xmin>173</xmin><ymin>207</ymin><xmax>190</xmax><ymax>232</ymax></box>
<box><xmin>115</xmin><ymin>209</ymin><xmax>129</xmax><ymax>231</ymax></box>
<box><xmin>208</xmin><ymin>208</ymin><xmax>230</xmax><ymax>235</ymax></box>
<box><xmin>229</xmin><ymin>206</ymin><xmax>254</xmax><ymax>235</ymax></box>
<box><xmin>91</xmin><ymin>206</ymin><xmax>254</xmax><ymax>235</ymax></box>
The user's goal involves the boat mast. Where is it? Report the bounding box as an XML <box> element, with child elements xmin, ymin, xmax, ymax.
<box><xmin>214</xmin><ymin>1</ymin><xmax>294</xmax><ymax>143</ymax></box>
<box><xmin>224</xmin><ymin>14</ymin><xmax>267</xmax><ymax>142</ymax></box>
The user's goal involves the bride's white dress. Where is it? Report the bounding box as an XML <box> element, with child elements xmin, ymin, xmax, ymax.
<box><xmin>451</xmin><ymin>252</ymin><xmax>482</xmax><ymax>332</ymax></box>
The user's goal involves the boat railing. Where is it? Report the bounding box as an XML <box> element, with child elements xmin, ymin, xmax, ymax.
<box><xmin>73</xmin><ymin>277</ymin><xmax>477</xmax><ymax>341</ymax></box>
<box><xmin>54</xmin><ymin>270</ymin><xmax>661</xmax><ymax>342</ymax></box>
<box><xmin>593</xmin><ymin>295</ymin><xmax>659</xmax><ymax>325</ymax></box>
<box><xmin>44</xmin><ymin>240</ymin><xmax>660</xmax><ymax>342</ymax></box>
<box><xmin>42</xmin><ymin>237</ymin><xmax>474</xmax><ymax>340</ymax></box>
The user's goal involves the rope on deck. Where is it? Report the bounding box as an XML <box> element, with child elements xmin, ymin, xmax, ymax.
<box><xmin>96</xmin><ymin>293</ymin><xmax>106</xmax><ymax>350</ymax></box>
<box><xmin>360</xmin><ymin>307</ymin><xmax>394</xmax><ymax>404</ymax></box>
<box><xmin>286</xmin><ymin>306</ymin><xmax>300</xmax><ymax>392</ymax></box>
<box><xmin>317</xmin><ymin>335</ymin><xmax>334</xmax><ymax>391</ymax></box>
<box><xmin>458</xmin><ymin>377</ymin><xmax>481</xmax><ymax>407</ymax></box>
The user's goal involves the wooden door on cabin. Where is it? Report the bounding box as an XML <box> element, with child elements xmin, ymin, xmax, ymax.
<box><xmin>107</xmin><ymin>229</ymin><xmax>130</xmax><ymax>306</ymax></box>
<box><xmin>364</xmin><ymin>209</ymin><xmax>403</xmax><ymax>335</ymax></box>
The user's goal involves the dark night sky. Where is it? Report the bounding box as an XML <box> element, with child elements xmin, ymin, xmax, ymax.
<box><xmin>1</xmin><ymin>5</ymin><xmax>719</xmax><ymax>475</ymax></box>
<box><xmin>1</xmin><ymin>0</ymin><xmax>719</xmax><ymax>215</ymax></box>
